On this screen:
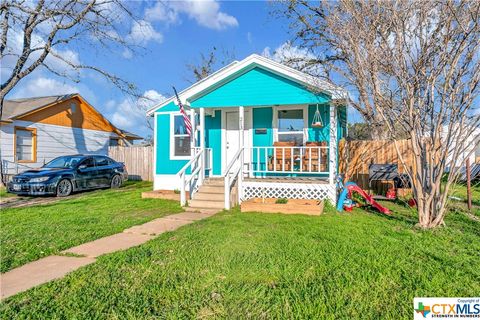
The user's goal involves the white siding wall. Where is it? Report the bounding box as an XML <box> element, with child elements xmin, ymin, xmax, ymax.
<box><xmin>1</xmin><ymin>120</ymin><xmax>119</xmax><ymax>174</ymax></box>
<box><xmin>446</xmin><ymin>127</ymin><xmax>480</xmax><ymax>168</ymax></box>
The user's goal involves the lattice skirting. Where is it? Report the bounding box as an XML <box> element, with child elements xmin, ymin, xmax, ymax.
<box><xmin>241</xmin><ymin>181</ymin><xmax>337</xmax><ymax>204</ymax></box>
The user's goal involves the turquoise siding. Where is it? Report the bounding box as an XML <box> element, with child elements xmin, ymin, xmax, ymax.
<box><xmin>155</xmin><ymin>114</ymin><xmax>188</xmax><ymax>175</ymax></box>
<box><xmin>190</xmin><ymin>67</ymin><xmax>330</xmax><ymax>108</ymax></box>
<box><xmin>154</xmin><ymin>101</ymin><xmax>179</xmax><ymax>113</ymax></box>
<box><xmin>252</xmin><ymin>107</ymin><xmax>274</xmax><ymax>173</ymax></box>
<box><xmin>252</xmin><ymin>107</ymin><xmax>274</xmax><ymax>147</ymax></box>
<box><xmin>152</xmin><ymin>63</ymin><xmax>347</xmax><ymax>178</ymax></box>
<box><xmin>307</xmin><ymin>104</ymin><xmax>330</xmax><ymax>143</ymax></box>
<box><xmin>205</xmin><ymin>111</ymin><xmax>222</xmax><ymax>175</ymax></box>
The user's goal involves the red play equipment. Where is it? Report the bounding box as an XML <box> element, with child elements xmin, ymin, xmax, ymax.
<box><xmin>337</xmin><ymin>181</ymin><xmax>391</xmax><ymax>215</ymax></box>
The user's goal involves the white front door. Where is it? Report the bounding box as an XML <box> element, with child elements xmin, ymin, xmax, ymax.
<box><xmin>224</xmin><ymin>110</ymin><xmax>251</xmax><ymax>172</ymax></box>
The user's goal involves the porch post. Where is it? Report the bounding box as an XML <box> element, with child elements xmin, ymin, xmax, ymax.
<box><xmin>199</xmin><ymin>108</ymin><xmax>206</xmax><ymax>184</ymax></box>
<box><xmin>238</xmin><ymin>106</ymin><xmax>245</xmax><ymax>203</ymax></box>
<box><xmin>329</xmin><ymin>103</ymin><xmax>337</xmax><ymax>186</ymax></box>
<box><xmin>190</xmin><ymin>108</ymin><xmax>196</xmax><ymax>148</ymax></box>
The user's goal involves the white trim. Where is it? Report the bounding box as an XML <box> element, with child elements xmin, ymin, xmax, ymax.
<box><xmin>221</xmin><ymin>109</ymin><xmax>253</xmax><ymax>174</ymax></box>
<box><xmin>329</xmin><ymin>104</ymin><xmax>337</xmax><ymax>185</ymax></box>
<box><xmin>221</xmin><ymin>110</ymin><xmax>226</xmax><ymax>174</ymax></box>
<box><xmin>169</xmin><ymin>112</ymin><xmax>192</xmax><ymax>160</ymax></box>
<box><xmin>238</xmin><ymin>106</ymin><xmax>245</xmax><ymax>202</ymax></box>
<box><xmin>146</xmin><ymin>54</ymin><xmax>348</xmax><ymax>116</ymax></box>
<box><xmin>154</xmin><ymin>174</ymin><xmax>189</xmax><ymax>191</ymax></box>
<box><xmin>199</xmin><ymin>108</ymin><xmax>205</xmax><ymax>184</ymax></box>
<box><xmin>153</xmin><ymin>113</ymin><xmax>158</xmax><ymax>181</ymax></box>
<box><xmin>272</xmin><ymin>105</ymin><xmax>309</xmax><ymax>145</ymax></box>
<box><xmin>190</xmin><ymin>108</ymin><xmax>196</xmax><ymax>148</ymax></box>
<box><xmin>155</xmin><ymin>110</ymin><xmax>182</xmax><ymax>115</ymax></box>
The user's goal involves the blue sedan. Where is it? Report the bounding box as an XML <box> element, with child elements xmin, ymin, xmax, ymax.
<box><xmin>7</xmin><ymin>155</ymin><xmax>128</xmax><ymax>197</ymax></box>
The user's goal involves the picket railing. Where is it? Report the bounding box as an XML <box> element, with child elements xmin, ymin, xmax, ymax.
<box><xmin>223</xmin><ymin>148</ymin><xmax>244</xmax><ymax>209</ymax></box>
<box><xmin>248</xmin><ymin>146</ymin><xmax>329</xmax><ymax>175</ymax></box>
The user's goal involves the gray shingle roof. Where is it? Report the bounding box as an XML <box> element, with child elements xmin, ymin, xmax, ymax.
<box><xmin>1</xmin><ymin>94</ymin><xmax>77</xmax><ymax>121</ymax></box>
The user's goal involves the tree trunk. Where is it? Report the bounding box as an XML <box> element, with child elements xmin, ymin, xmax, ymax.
<box><xmin>415</xmin><ymin>185</ymin><xmax>447</xmax><ymax>228</ymax></box>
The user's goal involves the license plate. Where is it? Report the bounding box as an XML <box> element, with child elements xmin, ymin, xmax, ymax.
<box><xmin>12</xmin><ymin>184</ymin><xmax>21</xmax><ymax>191</ymax></box>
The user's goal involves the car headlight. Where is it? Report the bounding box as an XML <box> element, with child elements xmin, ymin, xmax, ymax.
<box><xmin>30</xmin><ymin>176</ymin><xmax>50</xmax><ymax>183</ymax></box>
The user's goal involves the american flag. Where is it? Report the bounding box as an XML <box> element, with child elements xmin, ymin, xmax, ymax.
<box><xmin>172</xmin><ymin>86</ymin><xmax>192</xmax><ymax>136</ymax></box>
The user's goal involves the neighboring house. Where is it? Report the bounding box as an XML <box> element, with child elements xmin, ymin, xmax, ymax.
<box><xmin>1</xmin><ymin>94</ymin><xmax>141</xmax><ymax>174</ymax></box>
<box><xmin>147</xmin><ymin>54</ymin><xmax>348</xmax><ymax>209</ymax></box>
<box><xmin>444</xmin><ymin>125</ymin><xmax>480</xmax><ymax>168</ymax></box>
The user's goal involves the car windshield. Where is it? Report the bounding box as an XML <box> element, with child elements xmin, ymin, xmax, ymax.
<box><xmin>44</xmin><ymin>156</ymin><xmax>85</xmax><ymax>169</ymax></box>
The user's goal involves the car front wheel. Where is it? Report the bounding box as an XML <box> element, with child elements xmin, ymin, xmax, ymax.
<box><xmin>56</xmin><ymin>179</ymin><xmax>72</xmax><ymax>197</ymax></box>
<box><xmin>110</xmin><ymin>175</ymin><xmax>122</xmax><ymax>189</ymax></box>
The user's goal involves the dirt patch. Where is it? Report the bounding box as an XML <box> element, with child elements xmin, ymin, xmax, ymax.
<box><xmin>241</xmin><ymin>198</ymin><xmax>325</xmax><ymax>215</ymax></box>
<box><xmin>1</xmin><ymin>196</ymin><xmax>60</xmax><ymax>209</ymax></box>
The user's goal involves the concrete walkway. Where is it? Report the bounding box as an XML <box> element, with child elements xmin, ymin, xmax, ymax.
<box><xmin>0</xmin><ymin>210</ymin><xmax>217</xmax><ymax>300</ymax></box>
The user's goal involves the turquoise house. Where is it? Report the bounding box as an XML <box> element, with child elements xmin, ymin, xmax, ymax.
<box><xmin>147</xmin><ymin>54</ymin><xmax>348</xmax><ymax>209</ymax></box>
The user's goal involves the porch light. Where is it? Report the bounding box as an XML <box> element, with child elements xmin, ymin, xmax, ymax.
<box><xmin>311</xmin><ymin>104</ymin><xmax>324</xmax><ymax>128</ymax></box>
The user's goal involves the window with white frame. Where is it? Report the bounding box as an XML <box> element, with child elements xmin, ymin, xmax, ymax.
<box><xmin>15</xmin><ymin>128</ymin><xmax>36</xmax><ymax>162</ymax></box>
<box><xmin>172</xmin><ymin>114</ymin><xmax>191</xmax><ymax>157</ymax></box>
<box><xmin>277</xmin><ymin>109</ymin><xmax>305</xmax><ymax>145</ymax></box>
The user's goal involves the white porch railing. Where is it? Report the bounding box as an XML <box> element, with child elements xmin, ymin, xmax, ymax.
<box><xmin>193</xmin><ymin>147</ymin><xmax>213</xmax><ymax>173</ymax></box>
<box><xmin>178</xmin><ymin>148</ymin><xmax>212</xmax><ymax>206</ymax></box>
<box><xmin>223</xmin><ymin>148</ymin><xmax>244</xmax><ymax>210</ymax></box>
<box><xmin>248</xmin><ymin>146</ymin><xmax>329</xmax><ymax>176</ymax></box>
<box><xmin>221</xmin><ymin>146</ymin><xmax>329</xmax><ymax>210</ymax></box>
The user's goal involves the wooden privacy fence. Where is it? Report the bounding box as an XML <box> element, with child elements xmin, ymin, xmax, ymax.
<box><xmin>339</xmin><ymin>139</ymin><xmax>414</xmax><ymax>194</ymax></box>
<box><xmin>108</xmin><ymin>146</ymin><xmax>153</xmax><ymax>181</ymax></box>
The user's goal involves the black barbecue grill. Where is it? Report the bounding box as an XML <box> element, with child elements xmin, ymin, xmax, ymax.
<box><xmin>368</xmin><ymin>164</ymin><xmax>411</xmax><ymax>189</ymax></box>
<box><xmin>368</xmin><ymin>164</ymin><xmax>398</xmax><ymax>188</ymax></box>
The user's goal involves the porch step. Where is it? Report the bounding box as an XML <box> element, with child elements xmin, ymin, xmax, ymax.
<box><xmin>202</xmin><ymin>178</ymin><xmax>225</xmax><ymax>186</ymax></box>
<box><xmin>197</xmin><ymin>185</ymin><xmax>224</xmax><ymax>193</ymax></box>
<box><xmin>188</xmin><ymin>199</ymin><xmax>224</xmax><ymax>209</ymax></box>
<box><xmin>185</xmin><ymin>178</ymin><xmax>226</xmax><ymax>211</ymax></box>
<box><xmin>193</xmin><ymin>192</ymin><xmax>225</xmax><ymax>201</ymax></box>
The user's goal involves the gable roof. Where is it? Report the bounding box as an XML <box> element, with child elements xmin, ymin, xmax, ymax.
<box><xmin>146</xmin><ymin>54</ymin><xmax>348</xmax><ymax>116</ymax></box>
<box><xmin>1</xmin><ymin>94</ymin><xmax>77</xmax><ymax>121</ymax></box>
<box><xmin>1</xmin><ymin>93</ymin><xmax>142</xmax><ymax>140</ymax></box>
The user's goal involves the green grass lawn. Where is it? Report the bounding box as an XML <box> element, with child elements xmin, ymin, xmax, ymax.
<box><xmin>1</xmin><ymin>200</ymin><xmax>478</xmax><ymax>319</ymax></box>
<box><xmin>0</xmin><ymin>181</ymin><xmax>182</xmax><ymax>273</ymax></box>
<box><xmin>448</xmin><ymin>180</ymin><xmax>480</xmax><ymax>208</ymax></box>
<box><xmin>0</xmin><ymin>186</ymin><xmax>16</xmax><ymax>198</ymax></box>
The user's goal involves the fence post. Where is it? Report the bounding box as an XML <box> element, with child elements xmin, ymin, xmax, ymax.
<box><xmin>466</xmin><ymin>158</ymin><xmax>472</xmax><ymax>211</ymax></box>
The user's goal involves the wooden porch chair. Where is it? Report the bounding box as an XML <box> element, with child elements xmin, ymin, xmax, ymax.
<box><xmin>303</xmin><ymin>141</ymin><xmax>328</xmax><ymax>172</ymax></box>
<box><xmin>269</xmin><ymin>141</ymin><xmax>295</xmax><ymax>171</ymax></box>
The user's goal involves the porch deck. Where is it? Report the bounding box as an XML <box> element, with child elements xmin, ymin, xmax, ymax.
<box><xmin>244</xmin><ymin>177</ymin><xmax>329</xmax><ymax>184</ymax></box>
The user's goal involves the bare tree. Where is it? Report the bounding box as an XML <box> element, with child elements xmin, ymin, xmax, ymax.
<box><xmin>185</xmin><ymin>46</ymin><xmax>235</xmax><ymax>82</ymax></box>
<box><xmin>278</xmin><ymin>0</ymin><xmax>395</xmax><ymax>139</ymax></box>
<box><xmin>262</xmin><ymin>41</ymin><xmax>324</xmax><ymax>77</ymax></box>
<box><xmin>281</xmin><ymin>0</ymin><xmax>480</xmax><ymax>228</ymax></box>
<box><xmin>0</xmin><ymin>0</ymin><xmax>142</xmax><ymax>107</ymax></box>
<box><xmin>0</xmin><ymin>0</ymin><xmax>145</xmax><ymax>184</ymax></box>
